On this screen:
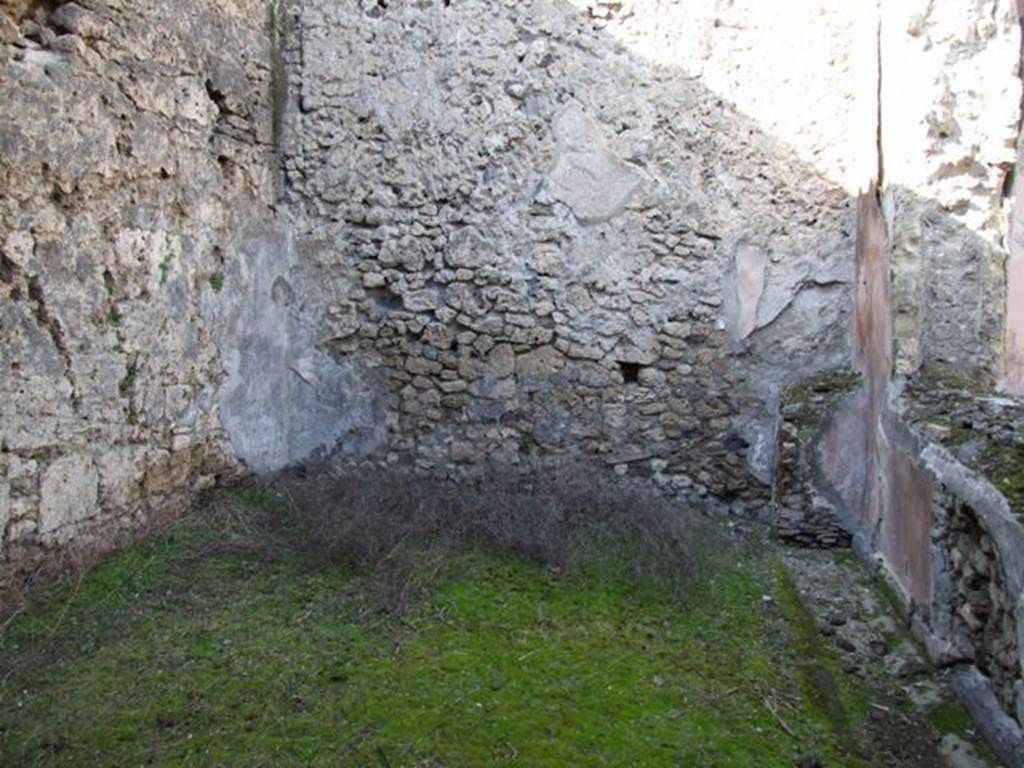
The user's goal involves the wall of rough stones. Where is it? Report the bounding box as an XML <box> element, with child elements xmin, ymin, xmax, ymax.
<box><xmin>789</xmin><ymin>363</ymin><xmax>1024</xmax><ymax>761</ymax></box>
<box><xmin>945</xmin><ymin>499</ymin><xmax>1020</xmax><ymax>716</ymax></box>
<box><xmin>280</xmin><ymin>0</ymin><xmax>861</xmax><ymax>503</ymax></box>
<box><xmin>0</xmin><ymin>0</ymin><xmax>279</xmax><ymax>575</ymax></box>
<box><xmin>772</xmin><ymin>369</ymin><xmax>860</xmax><ymax>548</ymax></box>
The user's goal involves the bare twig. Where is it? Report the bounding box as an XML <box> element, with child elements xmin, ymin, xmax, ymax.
<box><xmin>763</xmin><ymin>696</ymin><xmax>796</xmax><ymax>738</ymax></box>
<box><xmin>706</xmin><ymin>686</ymin><xmax>740</xmax><ymax>703</ymax></box>
<box><xmin>45</xmin><ymin>571</ymin><xmax>85</xmax><ymax>640</ymax></box>
<box><xmin>0</xmin><ymin>606</ymin><xmax>25</xmax><ymax>636</ymax></box>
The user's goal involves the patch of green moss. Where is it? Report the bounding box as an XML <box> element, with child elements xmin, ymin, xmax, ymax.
<box><xmin>925</xmin><ymin>699</ymin><xmax>1001</xmax><ymax>764</ymax></box>
<box><xmin>927</xmin><ymin>699</ymin><xmax>973</xmax><ymax>734</ymax></box>
<box><xmin>118</xmin><ymin>363</ymin><xmax>137</xmax><ymax>395</ymax></box>
<box><xmin>905</xmin><ymin>363</ymin><xmax>998</xmax><ymax>447</ymax></box>
<box><xmin>208</xmin><ymin>272</ymin><xmax>224</xmax><ymax>292</ymax></box>
<box><xmin>773</xmin><ymin>565</ymin><xmax>867</xmax><ymax>757</ymax></box>
<box><xmin>915</xmin><ymin>363</ymin><xmax>993</xmax><ymax>397</ymax></box>
<box><xmin>0</xmin><ymin>516</ymin><xmax>886</xmax><ymax>767</ymax></box>
<box><xmin>517</xmin><ymin>428</ymin><xmax>538</xmax><ymax>456</ymax></box>
<box><xmin>783</xmin><ymin>368</ymin><xmax>862</xmax><ymax>408</ymax></box>
<box><xmin>234</xmin><ymin>485</ymin><xmax>285</xmax><ymax>513</ymax></box>
<box><xmin>833</xmin><ymin>549</ymin><xmax>861</xmax><ymax>569</ymax></box>
<box><xmin>158</xmin><ymin>246</ymin><xmax>173</xmax><ymax>284</ymax></box>
<box><xmin>864</xmin><ymin>566</ymin><xmax>935</xmax><ymax>667</ymax></box>
<box><xmin>982</xmin><ymin>443</ymin><xmax>1024</xmax><ymax>514</ymax></box>
<box><xmin>782</xmin><ymin>368</ymin><xmax>863</xmax><ymax>430</ymax></box>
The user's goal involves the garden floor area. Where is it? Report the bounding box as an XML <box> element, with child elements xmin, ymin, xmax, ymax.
<box><xmin>0</xmin><ymin>485</ymin><xmax>1000</xmax><ymax>767</ymax></box>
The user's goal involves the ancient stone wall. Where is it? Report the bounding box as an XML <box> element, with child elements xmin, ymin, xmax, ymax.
<box><xmin>0</xmin><ymin>0</ymin><xmax>277</xmax><ymax>574</ymax></box>
<box><xmin>782</xmin><ymin>4</ymin><xmax>1024</xmax><ymax>758</ymax></box>
<box><xmin>281</xmin><ymin>0</ymin><xmax>859</xmax><ymax>503</ymax></box>
<box><xmin>773</xmin><ymin>369</ymin><xmax>860</xmax><ymax>548</ymax></box>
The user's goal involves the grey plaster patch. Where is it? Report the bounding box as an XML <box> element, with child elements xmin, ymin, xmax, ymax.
<box><xmin>208</xmin><ymin>219</ymin><xmax>386</xmax><ymax>474</ymax></box>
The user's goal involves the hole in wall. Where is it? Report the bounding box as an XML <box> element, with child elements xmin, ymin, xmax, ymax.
<box><xmin>204</xmin><ymin>79</ymin><xmax>230</xmax><ymax>117</ymax></box>
<box><xmin>619</xmin><ymin>362</ymin><xmax>642</xmax><ymax>385</ymax></box>
<box><xmin>366</xmin><ymin>0</ymin><xmax>389</xmax><ymax>18</ymax></box>
<box><xmin>19</xmin><ymin>0</ymin><xmax>61</xmax><ymax>26</ymax></box>
<box><xmin>0</xmin><ymin>253</ymin><xmax>19</xmax><ymax>284</ymax></box>
<box><xmin>365</xmin><ymin>285</ymin><xmax>403</xmax><ymax>312</ymax></box>
<box><xmin>723</xmin><ymin>431</ymin><xmax>749</xmax><ymax>453</ymax></box>
<box><xmin>1002</xmin><ymin>166</ymin><xmax>1016</xmax><ymax>201</ymax></box>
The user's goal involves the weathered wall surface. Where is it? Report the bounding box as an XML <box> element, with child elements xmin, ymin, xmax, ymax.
<box><xmin>282</xmin><ymin>0</ymin><xmax>858</xmax><ymax>503</ymax></box>
<box><xmin>883</xmin><ymin>0</ymin><xmax>1021</xmax><ymax>379</ymax></box>
<box><xmin>565</xmin><ymin>0</ymin><xmax>880</xmax><ymax>194</ymax></box>
<box><xmin>0</xmin><ymin>0</ymin><xmax>278</xmax><ymax>572</ymax></box>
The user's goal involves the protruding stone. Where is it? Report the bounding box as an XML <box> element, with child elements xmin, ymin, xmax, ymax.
<box><xmin>403</xmin><ymin>289</ymin><xmax>441</xmax><ymax>313</ymax></box>
<box><xmin>545</xmin><ymin>103</ymin><xmax>642</xmax><ymax>223</ymax></box>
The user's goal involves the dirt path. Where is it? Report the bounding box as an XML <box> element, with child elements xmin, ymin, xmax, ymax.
<box><xmin>782</xmin><ymin>546</ymin><xmax>998</xmax><ymax>768</ymax></box>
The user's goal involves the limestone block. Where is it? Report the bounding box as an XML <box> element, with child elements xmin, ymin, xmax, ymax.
<box><xmin>517</xmin><ymin>346</ymin><xmax>566</xmax><ymax>376</ymax></box>
<box><xmin>484</xmin><ymin>344</ymin><xmax>516</xmax><ymax>379</ymax></box>
<box><xmin>52</xmin><ymin>3</ymin><xmax>112</xmax><ymax>40</ymax></box>
<box><xmin>446</xmin><ymin>228</ymin><xmax>500</xmax><ymax>269</ymax></box>
<box><xmin>402</xmin><ymin>289</ymin><xmax>441</xmax><ymax>313</ymax></box>
<box><xmin>39</xmin><ymin>454</ymin><xmax>99</xmax><ymax>539</ymax></box>
<box><xmin>0</xmin><ymin>12</ymin><xmax>17</xmax><ymax>45</ymax></box>
<box><xmin>96</xmin><ymin>445</ymin><xmax>147</xmax><ymax>512</ymax></box>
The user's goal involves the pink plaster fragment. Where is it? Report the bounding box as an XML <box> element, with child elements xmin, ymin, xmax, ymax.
<box><xmin>735</xmin><ymin>243</ymin><xmax>768</xmax><ymax>339</ymax></box>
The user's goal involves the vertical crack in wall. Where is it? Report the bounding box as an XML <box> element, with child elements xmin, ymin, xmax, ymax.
<box><xmin>875</xmin><ymin>0</ymin><xmax>884</xmax><ymax>192</ymax></box>
<box><xmin>269</xmin><ymin>0</ymin><xmax>289</xmax><ymax>202</ymax></box>
<box><xmin>26</xmin><ymin>276</ymin><xmax>81</xmax><ymax>414</ymax></box>
<box><xmin>853</xmin><ymin>0</ymin><xmax>891</xmax><ymax>391</ymax></box>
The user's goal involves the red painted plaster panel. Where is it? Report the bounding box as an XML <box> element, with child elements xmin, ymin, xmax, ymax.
<box><xmin>853</xmin><ymin>187</ymin><xmax>893</xmax><ymax>405</ymax></box>
<box><xmin>880</xmin><ymin>449</ymin><xmax>933</xmax><ymax>606</ymax></box>
<box><xmin>823</xmin><ymin>187</ymin><xmax>931</xmax><ymax>606</ymax></box>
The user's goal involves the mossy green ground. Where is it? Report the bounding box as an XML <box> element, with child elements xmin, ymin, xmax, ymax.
<box><xmin>2</xmin><ymin>511</ymin><xmax>883</xmax><ymax>767</ymax></box>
